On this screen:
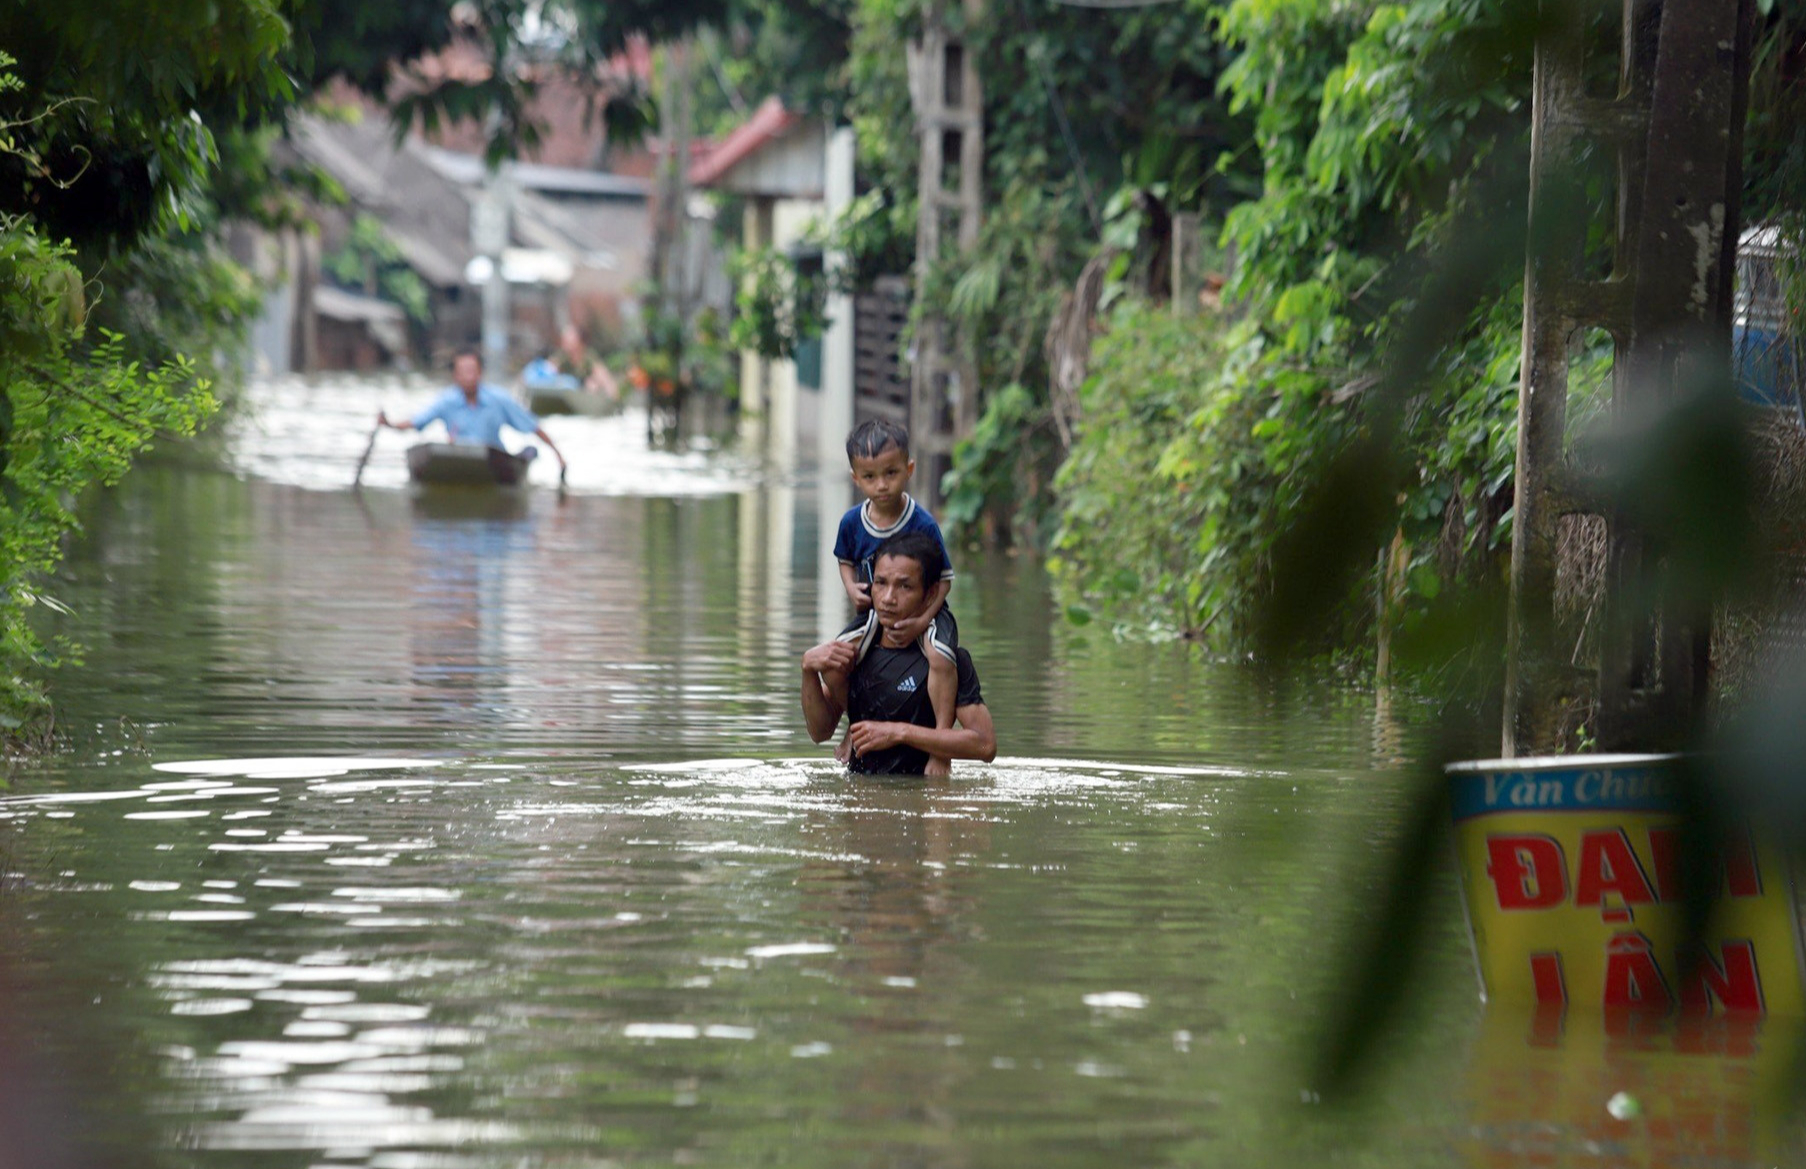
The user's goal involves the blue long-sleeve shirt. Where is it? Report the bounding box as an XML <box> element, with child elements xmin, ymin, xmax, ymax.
<box><xmin>412</xmin><ymin>385</ymin><xmax>541</xmax><ymax>449</ymax></box>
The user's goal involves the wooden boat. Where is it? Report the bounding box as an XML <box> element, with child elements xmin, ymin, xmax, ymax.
<box><xmin>519</xmin><ymin>357</ymin><xmax>622</xmax><ymax>417</ymax></box>
<box><xmin>405</xmin><ymin>443</ymin><xmax>534</xmax><ymax>487</ymax></box>
<box><xmin>523</xmin><ymin>381</ymin><xmax>619</xmax><ymax>418</ymax></box>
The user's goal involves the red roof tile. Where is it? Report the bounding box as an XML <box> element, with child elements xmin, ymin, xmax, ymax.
<box><xmin>688</xmin><ymin>97</ymin><xmax>802</xmax><ymax>187</ymax></box>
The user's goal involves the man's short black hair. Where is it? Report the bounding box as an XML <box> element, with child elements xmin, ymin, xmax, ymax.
<box><xmin>847</xmin><ymin>419</ymin><xmax>910</xmax><ymax>462</ymax></box>
<box><xmin>872</xmin><ymin>532</ymin><xmax>943</xmax><ymax>587</ymax></box>
<box><xmin>453</xmin><ymin>346</ymin><xmax>484</xmax><ymax>368</ymax></box>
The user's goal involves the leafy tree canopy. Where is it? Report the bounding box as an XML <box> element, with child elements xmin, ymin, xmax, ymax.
<box><xmin>0</xmin><ymin>1</ymin><xmax>292</xmax><ymax>249</ymax></box>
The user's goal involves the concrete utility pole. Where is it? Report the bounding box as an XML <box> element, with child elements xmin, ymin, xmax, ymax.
<box><xmin>1505</xmin><ymin>0</ymin><xmax>1754</xmax><ymax>755</ymax></box>
<box><xmin>820</xmin><ymin>126</ymin><xmax>859</xmax><ymax>472</ymax></box>
<box><xmin>650</xmin><ymin>38</ymin><xmax>696</xmax><ymax>442</ymax></box>
<box><xmin>907</xmin><ymin>0</ymin><xmax>985</xmax><ymax>514</ymax></box>
<box><xmin>473</xmin><ymin>167</ymin><xmax>513</xmax><ymax>377</ymax></box>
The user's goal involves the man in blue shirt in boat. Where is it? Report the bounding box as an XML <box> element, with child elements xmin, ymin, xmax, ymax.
<box><xmin>801</xmin><ymin>532</ymin><xmax>997</xmax><ymax>775</ymax></box>
<box><xmin>379</xmin><ymin>348</ymin><xmax>568</xmax><ymax>474</ymax></box>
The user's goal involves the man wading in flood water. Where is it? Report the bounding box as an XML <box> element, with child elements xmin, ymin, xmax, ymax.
<box><xmin>800</xmin><ymin>533</ymin><xmax>997</xmax><ymax>774</ymax></box>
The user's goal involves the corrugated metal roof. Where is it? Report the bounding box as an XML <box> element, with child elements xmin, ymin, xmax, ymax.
<box><xmin>290</xmin><ymin>113</ymin><xmax>650</xmax><ymax>289</ymax></box>
<box><xmin>289</xmin><ymin>114</ymin><xmax>475</xmax><ymax>288</ymax></box>
<box><xmin>419</xmin><ymin>146</ymin><xmax>650</xmax><ymax>199</ymax></box>
<box><xmin>313</xmin><ymin>284</ymin><xmax>408</xmax><ymax>323</ymax></box>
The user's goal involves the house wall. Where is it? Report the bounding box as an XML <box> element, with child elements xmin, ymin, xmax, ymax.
<box><xmin>316</xmin><ymin>317</ymin><xmax>391</xmax><ymax>372</ymax></box>
<box><xmin>739</xmin><ymin>199</ymin><xmax>774</xmax><ymax>445</ymax></box>
<box><xmin>427</xmin><ymin>285</ymin><xmax>482</xmax><ymax>366</ymax></box>
<box><xmin>818</xmin><ymin>126</ymin><xmax>857</xmax><ymax>476</ymax></box>
<box><xmin>232</xmin><ymin>223</ymin><xmax>299</xmax><ymax>377</ymax></box>
<box><xmin>514</xmin><ymin>193</ymin><xmax>652</xmax><ymax>348</ymax></box>
<box><xmin>737</xmin><ymin>196</ymin><xmax>827</xmax><ymax>468</ymax></box>
<box><xmin>714</xmin><ymin>123</ymin><xmax>829</xmax><ymax>201</ymax></box>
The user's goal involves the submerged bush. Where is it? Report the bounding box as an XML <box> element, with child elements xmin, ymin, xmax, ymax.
<box><xmin>1050</xmin><ymin>303</ymin><xmax>1254</xmax><ymax>638</ymax></box>
<box><xmin>1051</xmin><ymin>0</ymin><xmax>1541</xmax><ymax>652</ymax></box>
<box><xmin>1050</xmin><ymin>286</ymin><xmax>1536</xmax><ymax>652</ymax></box>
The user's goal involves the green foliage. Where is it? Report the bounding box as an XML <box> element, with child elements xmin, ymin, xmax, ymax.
<box><xmin>1051</xmin><ymin>0</ymin><xmax>1540</xmax><ymax>649</ymax></box>
<box><xmin>0</xmin><ymin>1</ymin><xmax>294</xmax><ymax>249</ymax></box>
<box><xmin>1218</xmin><ymin>0</ymin><xmax>1530</xmax><ymax>299</ymax></box>
<box><xmin>729</xmin><ymin>245</ymin><xmax>830</xmax><ymax>361</ymax></box>
<box><xmin>1739</xmin><ymin>2</ymin><xmax>1806</xmax><ymax>227</ymax></box>
<box><xmin>694</xmin><ymin>1</ymin><xmax>855</xmax><ymax>136</ymax></box>
<box><xmin>840</xmin><ymin>0</ymin><xmax>1255</xmax><ymax>543</ymax></box>
<box><xmin>1051</xmin><ymin>0</ymin><xmax>1805</xmax><ymax>656</ymax></box>
<box><xmin>87</xmin><ymin>230</ymin><xmax>264</xmax><ymax>396</ymax></box>
<box><xmin>941</xmin><ymin>381</ymin><xmax>1048</xmax><ymax>536</ymax></box>
<box><xmin>0</xmin><ymin>37</ymin><xmax>237</xmax><ymax>736</ymax></box>
<box><xmin>688</xmin><ymin>304</ymin><xmax>738</xmax><ymax>399</ymax></box>
<box><xmin>378</xmin><ymin>0</ymin><xmax>736</xmax><ymax>163</ymax></box>
<box><xmin>292</xmin><ymin>0</ymin><xmax>468</xmax><ymax>93</ymax></box>
<box><xmin>721</xmin><ymin>190</ymin><xmax>908</xmax><ymax>366</ymax></box>
<box><xmin>922</xmin><ymin>170</ymin><xmax>1086</xmax><ymax>539</ymax></box>
<box><xmin>0</xmin><ymin>215</ymin><xmax>216</xmax><ymax>730</ymax></box>
<box><xmin>0</xmin><ymin>5</ymin><xmax>312</xmax><ymax>405</ymax></box>
<box><xmin>324</xmin><ymin>213</ymin><xmax>434</xmax><ymax>323</ymax></box>
<box><xmin>845</xmin><ymin>0</ymin><xmax>920</xmax><ymax>202</ymax></box>
<box><xmin>822</xmin><ymin>190</ymin><xmax>914</xmax><ymax>291</ymax></box>
<box><xmin>1050</xmin><ymin>304</ymin><xmax>1275</xmax><ymax>639</ymax></box>
<box><xmin>1744</xmin><ymin>4</ymin><xmax>1806</xmax><ymax>351</ymax></box>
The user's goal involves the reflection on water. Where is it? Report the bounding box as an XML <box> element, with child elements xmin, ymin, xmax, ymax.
<box><xmin>0</xmin><ymin>376</ymin><xmax>1794</xmax><ymax>1166</ymax></box>
<box><xmin>1459</xmin><ymin>1007</ymin><xmax>1803</xmax><ymax>1168</ymax></box>
<box><xmin>2</xmin><ymin>755</ymin><xmax>1439</xmax><ymax>1166</ymax></box>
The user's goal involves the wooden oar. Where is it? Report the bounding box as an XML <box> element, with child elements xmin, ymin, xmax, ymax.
<box><xmin>351</xmin><ymin>416</ymin><xmax>383</xmax><ymax>488</ymax></box>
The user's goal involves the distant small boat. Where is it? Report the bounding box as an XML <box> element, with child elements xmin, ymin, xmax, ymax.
<box><xmin>406</xmin><ymin>443</ymin><xmax>533</xmax><ymax>487</ymax></box>
<box><xmin>519</xmin><ymin>359</ymin><xmax>615</xmax><ymax>418</ymax></box>
<box><xmin>525</xmin><ymin>385</ymin><xmax>618</xmax><ymax>417</ymax></box>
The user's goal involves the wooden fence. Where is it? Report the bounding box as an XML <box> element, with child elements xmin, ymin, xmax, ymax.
<box><xmin>853</xmin><ymin>276</ymin><xmax>911</xmax><ymax>430</ymax></box>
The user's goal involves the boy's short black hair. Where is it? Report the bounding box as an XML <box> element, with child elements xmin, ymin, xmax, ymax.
<box><xmin>872</xmin><ymin>532</ymin><xmax>944</xmax><ymax>587</ymax></box>
<box><xmin>452</xmin><ymin>345</ymin><xmax>484</xmax><ymax>368</ymax></box>
<box><xmin>846</xmin><ymin>419</ymin><xmax>910</xmax><ymax>462</ymax></box>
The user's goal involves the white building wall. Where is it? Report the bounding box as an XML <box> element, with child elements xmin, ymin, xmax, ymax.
<box><xmin>763</xmin><ymin>196</ymin><xmax>825</xmax><ymax>472</ymax></box>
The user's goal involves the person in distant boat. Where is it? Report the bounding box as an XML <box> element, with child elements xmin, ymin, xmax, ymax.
<box><xmin>520</xmin><ymin>352</ymin><xmax>578</xmax><ymax>390</ymax></box>
<box><xmin>557</xmin><ymin>323</ymin><xmax>620</xmax><ymax>399</ymax></box>
<box><xmin>379</xmin><ymin>348</ymin><xmax>568</xmax><ymax>474</ymax></box>
<box><xmin>800</xmin><ymin>532</ymin><xmax>997</xmax><ymax>775</ymax></box>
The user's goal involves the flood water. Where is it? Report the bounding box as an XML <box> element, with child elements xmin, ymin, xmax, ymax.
<box><xmin>0</xmin><ymin>378</ymin><xmax>1794</xmax><ymax>1168</ymax></box>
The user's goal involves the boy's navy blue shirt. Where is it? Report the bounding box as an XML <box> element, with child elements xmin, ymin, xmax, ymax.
<box><xmin>833</xmin><ymin>495</ymin><xmax>956</xmax><ymax>586</ymax></box>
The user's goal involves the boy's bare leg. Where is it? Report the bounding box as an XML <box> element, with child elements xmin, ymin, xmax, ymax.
<box><xmin>833</xmin><ymin>613</ymin><xmax>870</xmax><ymax>765</ymax></box>
<box><xmin>924</xmin><ymin>650</ymin><xmax>955</xmax><ymax>778</ymax></box>
<box><xmin>819</xmin><ymin>666</ymin><xmax>853</xmax><ymax>763</ymax></box>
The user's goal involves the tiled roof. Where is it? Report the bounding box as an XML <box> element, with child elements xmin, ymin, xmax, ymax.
<box><xmin>688</xmin><ymin>97</ymin><xmax>802</xmax><ymax>187</ymax></box>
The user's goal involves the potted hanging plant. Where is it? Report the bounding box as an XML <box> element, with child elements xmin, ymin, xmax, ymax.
<box><xmin>636</xmin><ymin>349</ymin><xmax>678</xmax><ymax>395</ymax></box>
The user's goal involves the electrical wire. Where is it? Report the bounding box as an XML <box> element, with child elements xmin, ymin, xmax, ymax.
<box><xmin>1023</xmin><ymin>38</ymin><xmax>1103</xmax><ymax>235</ymax></box>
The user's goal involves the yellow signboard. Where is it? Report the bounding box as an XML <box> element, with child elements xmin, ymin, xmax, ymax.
<box><xmin>1448</xmin><ymin>755</ymin><xmax>1806</xmax><ymax>1014</ymax></box>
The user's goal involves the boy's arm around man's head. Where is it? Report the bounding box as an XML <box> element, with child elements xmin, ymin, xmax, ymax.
<box><xmin>887</xmin><ymin>578</ymin><xmax>950</xmax><ymax>644</ymax></box>
<box><xmin>838</xmin><ymin>560</ymin><xmax>870</xmax><ymax>610</ymax></box>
